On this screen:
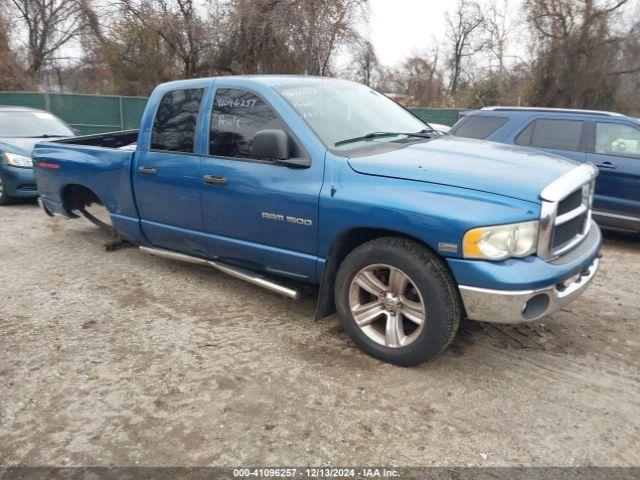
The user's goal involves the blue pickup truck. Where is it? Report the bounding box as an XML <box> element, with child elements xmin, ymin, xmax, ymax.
<box><xmin>33</xmin><ymin>76</ymin><xmax>601</xmax><ymax>366</ymax></box>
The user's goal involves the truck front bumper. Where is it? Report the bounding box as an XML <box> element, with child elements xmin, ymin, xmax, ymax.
<box><xmin>459</xmin><ymin>257</ymin><xmax>599</xmax><ymax>323</ymax></box>
<box><xmin>449</xmin><ymin>221</ymin><xmax>602</xmax><ymax>324</ymax></box>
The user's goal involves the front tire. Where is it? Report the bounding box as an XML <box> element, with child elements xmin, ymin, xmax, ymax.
<box><xmin>334</xmin><ymin>237</ymin><xmax>461</xmax><ymax>366</ymax></box>
<box><xmin>0</xmin><ymin>172</ymin><xmax>16</xmax><ymax>206</ymax></box>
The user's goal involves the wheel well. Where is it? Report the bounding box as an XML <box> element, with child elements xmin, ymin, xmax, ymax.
<box><xmin>331</xmin><ymin>228</ymin><xmax>424</xmax><ymax>270</ymax></box>
<box><xmin>315</xmin><ymin>228</ymin><xmax>440</xmax><ymax>321</ymax></box>
<box><xmin>62</xmin><ymin>184</ymin><xmax>102</xmax><ymax>214</ymax></box>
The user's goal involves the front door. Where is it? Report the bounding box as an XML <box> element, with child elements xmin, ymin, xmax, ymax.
<box><xmin>587</xmin><ymin>120</ymin><xmax>640</xmax><ymax>219</ymax></box>
<box><xmin>199</xmin><ymin>87</ymin><xmax>323</xmax><ymax>280</ymax></box>
<box><xmin>133</xmin><ymin>87</ymin><xmax>208</xmax><ymax>256</ymax></box>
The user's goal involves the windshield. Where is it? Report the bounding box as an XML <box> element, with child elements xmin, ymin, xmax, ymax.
<box><xmin>275</xmin><ymin>80</ymin><xmax>427</xmax><ymax>150</ymax></box>
<box><xmin>0</xmin><ymin>111</ymin><xmax>74</xmax><ymax>137</ymax></box>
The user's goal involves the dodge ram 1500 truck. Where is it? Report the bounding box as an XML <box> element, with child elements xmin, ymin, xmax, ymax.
<box><xmin>33</xmin><ymin>76</ymin><xmax>601</xmax><ymax>366</ymax></box>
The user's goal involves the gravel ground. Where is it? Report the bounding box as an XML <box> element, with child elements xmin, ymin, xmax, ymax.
<box><xmin>1</xmin><ymin>201</ymin><xmax>639</xmax><ymax>467</ymax></box>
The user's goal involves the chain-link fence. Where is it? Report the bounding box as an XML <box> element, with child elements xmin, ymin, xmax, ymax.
<box><xmin>0</xmin><ymin>91</ymin><xmax>463</xmax><ymax>135</ymax></box>
<box><xmin>410</xmin><ymin>108</ymin><xmax>463</xmax><ymax>127</ymax></box>
<box><xmin>0</xmin><ymin>92</ymin><xmax>148</xmax><ymax>135</ymax></box>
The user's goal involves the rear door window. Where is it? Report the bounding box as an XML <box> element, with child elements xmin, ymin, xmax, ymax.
<box><xmin>150</xmin><ymin>88</ymin><xmax>204</xmax><ymax>153</ymax></box>
<box><xmin>516</xmin><ymin>119</ymin><xmax>584</xmax><ymax>151</ymax></box>
<box><xmin>450</xmin><ymin>115</ymin><xmax>508</xmax><ymax>139</ymax></box>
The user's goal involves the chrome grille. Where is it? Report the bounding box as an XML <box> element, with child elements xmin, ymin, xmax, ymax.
<box><xmin>552</xmin><ymin>204</ymin><xmax>588</xmax><ymax>249</ymax></box>
<box><xmin>537</xmin><ymin>164</ymin><xmax>598</xmax><ymax>260</ymax></box>
<box><xmin>557</xmin><ymin>189</ymin><xmax>583</xmax><ymax>215</ymax></box>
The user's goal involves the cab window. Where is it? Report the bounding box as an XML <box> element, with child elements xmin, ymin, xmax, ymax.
<box><xmin>595</xmin><ymin>122</ymin><xmax>640</xmax><ymax>159</ymax></box>
<box><xmin>150</xmin><ymin>88</ymin><xmax>204</xmax><ymax>153</ymax></box>
<box><xmin>516</xmin><ymin>119</ymin><xmax>584</xmax><ymax>151</ymax></box>
<box><xmin>210</xmin><ymin>88</ymin><xmax>289</xmax><ymax>159</ymax></box>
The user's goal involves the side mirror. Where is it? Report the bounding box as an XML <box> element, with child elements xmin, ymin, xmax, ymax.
<box><xmin>253</xmin><ymin>129</ymin><xmax>290</xmax><ymax>160</ymax></box>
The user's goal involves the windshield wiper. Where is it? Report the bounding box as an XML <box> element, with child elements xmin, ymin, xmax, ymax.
<box><xmin>25</xmin><ymin>134</ymin><xmax>68</xmax><ymax>138</ymax></box>
<box><xmin>334</xmin><ymin>131</ymin><xmax>431</xmax><ymax>147</ymax></box>
<box><xmin>422</xmin><ymin>125</ymin><xmax>447</xmax><ymax>134</ymax></box>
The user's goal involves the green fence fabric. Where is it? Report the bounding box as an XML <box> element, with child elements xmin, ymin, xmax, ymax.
<box><xmin>0</xmin><ymin>92</ymin><xmax>47</xmax><ymax>110</ymax></box>
<box><xmin>122</xmin><ymin>97</ymin><xmax>148</xmax><ymax>130</ymax></box>
<box><xmin>411</xmin><ymin>108</ymin><xmax>463</xmax><ymax>126</ymax></box>
<box><xmin>1</xmin><ymin>91</ymin><xmax>462</xmax><ymax>134</ymax></box>
<box><xmin>50</xmin><ymin>94</ymin><xmax>121</xmax><ymax>133</ymax></box>
<box><xmin>0</xmin><ymin>92</ymin><xmax>148</xmax><ymax>135</ymax></box>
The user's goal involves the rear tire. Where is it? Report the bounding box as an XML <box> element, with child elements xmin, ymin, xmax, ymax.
<box><xmin>334</xmin><ymin>237</ymin><xmax>461</xmax><ymax>366</ymax></box>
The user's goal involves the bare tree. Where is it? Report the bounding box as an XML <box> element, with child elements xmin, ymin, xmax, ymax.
<box><xmin>615</xmin><ymin>12</ymin><xmax>640</xmax><ymax>113</ymax></box>
<box><xmin>445</xmin><ymin>0</ymin><xmax>486</xmax><ymax>95</ymax></box>
<box><xmin>402</xmin><ymin>50</ymin><xmax>446</xmax><ymax>106</ymax></box>
<box><xmin>113</xmin><ymin>0</ymin><xmax>211</xmax><ymax>78</ymax></box>
<box><xmin>90</xmin><ymin>6</ymin><xmax>180</xmax><ymax>94</ymax></box>
<box><xmin>221</xmin><ymin>0</ymin><xmax>366</xmax><ymax>76</ymax></box>
<box><xmin>376</xmin><ymin>48</ymin><xmax>446</xmax><ymax>107</ymax></box>
<box><xmin>77</xmin><ymin>0</ymin><xmax>230</xmax><ymax>94</ymax></box>
<box><xmin>484</xmin><ymin>0</ymin><xmax>522</xmax><ymax>80</ymax></box>
<box><xmin>11</xmin><ymin>0</ymin><xmax>85</xmax><ymax>77</ymax></box>
<box><xmin>0</xmin><ymin>5</ymin><xmax>35</xmax><ymax>90</ymax></box>
<box><xmin>351</xmin><ymin>39</ymin><xmax>379</xmax><ymax>86</ymax></box>
<box><xmin>525</xmin><ymin>0</ymin><xmax>639</xmax><ymax>109</ymax></box>
<box><xmin>220</xmin><ymin>0</ymin><xmax>299</xmax><ymax>75</ymax></box>
<box><xmin>292</xmin><ymin>0</ymin><xmax>366</xmax><ymax>76</ymax></box>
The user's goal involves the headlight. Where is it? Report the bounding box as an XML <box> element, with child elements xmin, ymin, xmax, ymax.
<box><xmin>3</xmin><ymin>152</ymin><xmax>33</xmax><ymax>168</ymax></box>
<box><xmin>463</xmin><ymin>221</ymin><xmax>539</xmax><ymax>260</ymax></box>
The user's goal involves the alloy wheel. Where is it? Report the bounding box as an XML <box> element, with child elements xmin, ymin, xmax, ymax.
<box><xmin>348</xmin><ymin>264</ymin><xmax>426</xmax><ymax>348</ymax></box>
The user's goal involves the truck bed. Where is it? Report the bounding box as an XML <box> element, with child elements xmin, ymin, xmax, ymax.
<box><xmin>55</xmin><ymin>129</ymin><xmax>139</xmax><ymax>149</ymax></box>
<box><xmin>33</xmin><ymin>130</ymin><xmax>140</xmax><ymax>234</ymax></box>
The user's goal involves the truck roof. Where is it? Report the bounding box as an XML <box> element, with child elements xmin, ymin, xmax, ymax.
<box><xmin>158</xmin><ymin>75</ymin><xmax>349</xmax><ymax>90</ymax></box>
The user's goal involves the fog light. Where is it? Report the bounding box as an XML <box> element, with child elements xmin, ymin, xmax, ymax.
<box><xmin>522</xmin><ymin>294</ymin><xmax>550</xmax><ymax>320</ymax></box>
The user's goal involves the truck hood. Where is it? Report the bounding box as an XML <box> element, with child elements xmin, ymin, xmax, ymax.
<box><xmin>347</xmin><ymin>136</ymin><xmax>578</xmax><ymax>204</ymax></box>
<box><xmin>0</xmin><ymin>136</ymin><xmax>51</xmax><ymax>157</ymax></box>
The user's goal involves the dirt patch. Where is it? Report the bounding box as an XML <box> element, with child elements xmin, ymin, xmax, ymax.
<box><xmin>1</xmin><ymin>202</ymin><xmax>639</xmax><ymax>467</ymax></box>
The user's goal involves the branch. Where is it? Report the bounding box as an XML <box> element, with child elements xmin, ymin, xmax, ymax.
<box><xmin>608</xmin><ymin>66</ymin><xmax>640</xmax><ymax>75</ymax></box>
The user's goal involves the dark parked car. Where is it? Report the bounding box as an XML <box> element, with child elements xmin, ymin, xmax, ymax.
<box><xmin>450</xmin><ymin>107</ymin><xmax>640</xmax><ymax>232</ymax></box>
<box><xmin>0</xmin><ymin>106</ymin><xmax>75</xmax><ymax>205</ymax></box>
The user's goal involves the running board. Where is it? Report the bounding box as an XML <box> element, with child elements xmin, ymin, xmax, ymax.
<box><xmin>139</xmin><ymin>246</ymin><xmax>300</xmax><ymax>300</ymax></box>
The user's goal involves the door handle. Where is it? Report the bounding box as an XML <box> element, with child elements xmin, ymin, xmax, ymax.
<box><xmin>203</xmin><ymin>174</ymin><xmax>228</xmax><ymax>186</ymax></box>
<box><xmin>138</xmin><ymin>166</ymin><xmax>157</xmax><ymax>175</ymax></box>
<box><xmin>595</xmin><ymin>162</ymin><xmax>617</xmax><ymax>170</ymax></box>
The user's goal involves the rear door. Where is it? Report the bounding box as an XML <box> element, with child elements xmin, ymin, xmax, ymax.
<box><xmin>586</xmin><ymin>120</ymin><xmax>640</xmax><ymax>218</ymax></box>
<box><xmin>199</xmin><ymin>86</ymin><xmax>323</xmax><ymax>281</ymax></box>
<box><xmin>133</xmin><ymin>87</ymin><xmax>208</xmax><ymax>256</ymax></box>
<box><xmin>514</xmin><ymin>117</ymin><xmax>587</xmax><ymax>164</ymax></box>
